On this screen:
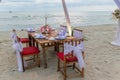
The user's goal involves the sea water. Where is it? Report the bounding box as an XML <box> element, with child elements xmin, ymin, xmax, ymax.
<box><xmin>0</xmin><ymin>11</ymin><xmax>116</xmax><ymax>31</ymax></box>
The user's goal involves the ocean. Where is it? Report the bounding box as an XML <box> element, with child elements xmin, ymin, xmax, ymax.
<box><xmin>0</xmin><ymin>11</ymin><xmax>116</xmax><ymax>31</ymax></box>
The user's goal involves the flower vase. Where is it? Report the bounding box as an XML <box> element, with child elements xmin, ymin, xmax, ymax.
<box><xmin>111</xmin><ymin>19</ymin><xmax>120</xmax><ymax>46</ymax></box>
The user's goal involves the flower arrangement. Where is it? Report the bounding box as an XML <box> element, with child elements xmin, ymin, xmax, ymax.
<box><xmin>40</xmin><ymin>25</ymin><xmax>51</xmax><ymax>34</ymax></box>
<box><xmin>113</xmin><ymin>9</ymin><xmax>120</xmax><ymax>19</ymax></box>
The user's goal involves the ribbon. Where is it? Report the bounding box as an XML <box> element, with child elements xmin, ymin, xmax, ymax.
<box><xmin>12</xmin><ymin>42</ymin><xmax>23</xmax><ymax>52</ymax></box>
<box><xmin>10</xmin><ymin>32</ymin><xmax>18</xmax><ymax>44</ymax></box>
<box><xmin>12</xmin><ymin>42</ymin><xmax>28</xmax><ymax>72</ymax></box>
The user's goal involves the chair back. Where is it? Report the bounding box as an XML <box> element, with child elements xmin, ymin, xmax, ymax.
<box><xmin>60</xmin><ymin>25</ymin><xmax>67</xmax><ymax>34</ymax></box>
<box><xmin>60</xmin><ymin>25</ymin><xmax>67</xmax><ymax>35</ymax></box>
<box><xmin>60</xmin><ymin>25</ymin><xmax>67</xmax><ymax>30</ymax></box>
<box><xmin>57</xmin><ymin>39</ymin><xmax>85</xmax><ymax>79</ymax></box>
<box><xmin>63</xmin><ymin>39</ymin><xmax>85</xmax><ymax>69</ymax></box>
<box><xmin>73</xmin><ymin>28</ymin><xmax>83</xmax><ymax>39</ymax></box>
<box><xmin>63</xmin><ymin>39</ymin><xmax>83</xmax><ymax>55</ymax></box>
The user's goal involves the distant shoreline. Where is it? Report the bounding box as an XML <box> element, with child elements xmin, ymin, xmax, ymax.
<box><xmin>0</xmin><ymin>11</ymin><xmax>116</xmax><ymax>31</ymax></box>
<box><xmin>0</xmin><ymin>23</ymin><xmax>116</xmax><ymax>32</ymax></box>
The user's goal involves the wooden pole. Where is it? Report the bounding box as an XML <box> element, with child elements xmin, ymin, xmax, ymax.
<box><xmin>62</xmin><ymin>0</ymin><xmax>72</xmax><ymax>36</ymax></box>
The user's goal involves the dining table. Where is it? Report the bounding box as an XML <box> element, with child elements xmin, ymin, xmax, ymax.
<box><xmin>28</xmin><ymin>30</ymin><xmax>75</xmax><ymax>68</ymax></box>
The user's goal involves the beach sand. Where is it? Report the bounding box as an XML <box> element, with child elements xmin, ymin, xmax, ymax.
<box><xmin>0</xmin><ymin>24</ymin><xmax>120</xmax><ymax>80</ymax></box>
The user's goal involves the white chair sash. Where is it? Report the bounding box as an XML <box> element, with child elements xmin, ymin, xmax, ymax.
<box><xmin>10</xmin><ymin>32</ymin><xmax>18</xmax><ymax>44</ymax></box>
<box><xmin>12</xmin><ymin>42</ymin><xmax>23</xmax><ymax>52</ymax></box>
<box><xmin>12</xmin><ymin>42</ymin><xmax>27</xmax><ymax>72</ymax></box>
<box><xmin>64</xmin><ymin>42</ymin><xmax>85</xmax><ymax>69</ymax></box>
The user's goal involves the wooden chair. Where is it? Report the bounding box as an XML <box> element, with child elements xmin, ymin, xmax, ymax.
<box><xmin>57</xmin><ymin>39</ymin><xmax>85</xmax><ymax>80</ymax></box>
<box><xmin>73</xmin><ymin>28</ymin><xmax>83</xmax><ymax>39</ymax></box>
<box><xmin>73</xmin><ymin>28</ymin><xmax>84</xmax><ymax>59</ymax></box>
<box><xmin>20</xmin><ymin>29</ymin><xmax>31</xmax><ymax>47</ymax></box>
<box><xmin>18</xmin><ymin>38</ymin><xmax>40</xmax><ymax>72</ymax></box>
<box><xmin>20</xmin><ymin>38</ymin><xmax>30</xmax><ymax>47</ymax></box>
<box><xmin>21</xmin><ymin>46</ymin><xmax>40</xmax><ymax>72</ymax></box>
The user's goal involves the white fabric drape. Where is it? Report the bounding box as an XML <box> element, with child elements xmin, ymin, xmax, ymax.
<box><xmin>114</xmin><ymin>0</ymin><xmax>120</xmax><ymax>9</ymax></box>
<box><xmin>112</xmin><ymin>0</ymin><xmax>120</xmax><ymax>46</ymax></box>
<box><xmin>115</xmin><ymin>19</ymin><xmax>120</xmax><ymax>42</ymax></box>
<box><xmin>64</xmin><ymin>42</ymin><xmax>85</xmax><ymax>69</ymax></box>
<box><xmin>10</xmin><ymin>32</ymin><xmax>17</xmax><ymax>44</ymax></box>
<box><xmin>12</xmin><ymin>42</ymin><xmax>28</xmax><ymax>72</ymax></box>
<box><xmin>111</xmin><ymin>19</ymin><xmax>120</xmax><ymax>46</ymax></box>
<box><xmin>12</xmin><ymin>42</ymin><xmax>23</xmax><ymax>72</ymax></box>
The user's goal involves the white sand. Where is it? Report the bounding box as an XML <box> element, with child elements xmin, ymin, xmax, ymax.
<box><xmin>0</xmin><ymin>24</ymin><xmax>120</xmax><ymax>80</ymax></box>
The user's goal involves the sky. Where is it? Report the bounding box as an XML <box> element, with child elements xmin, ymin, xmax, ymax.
<box><xmin>0</xmin><ymin>0</ymin><xmax>118</xmax><ymax>12</ymax></box>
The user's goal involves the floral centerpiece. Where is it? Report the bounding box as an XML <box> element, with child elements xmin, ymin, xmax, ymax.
<box><xmin>113</xmin><ymin>9</ymin><xmax>120</xmax><ymax>19</ymax></box>
<box><xmin>40</xmin><ymin>25</ymin><xmax>51</xmax><ymax>34</ymax></box>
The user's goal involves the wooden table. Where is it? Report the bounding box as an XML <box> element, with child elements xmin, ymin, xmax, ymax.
<box><xmin>28</xmin><ymin>31</ymin><xmax>75</xmax><ymax>68</ymax></box>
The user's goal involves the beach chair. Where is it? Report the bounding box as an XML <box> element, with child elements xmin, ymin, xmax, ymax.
<box><xmin>13</xmin><ymin>37</ymin><xmax>40</xmax><ymax>72</ymax></box>
<box><xmin>21</xmin><ymin>46</ymin><xmax>40</xmax><ymax>72</ymax></box>
<box><xmin>10</xmin><ymin>29</ymin><xmax>30</xmax><ymax>47</ymax></box>
<box><xmin>20</xmin><ymin>37</ymin><xmax>30</xmax><ymax>47</ymax></box>
<box><xmin>73</xmin><ymin>28</ymin><xmax>83</xmax><ymax>39</ymax></box>
<box><xmin>73</xmin><ymin>28</ymin><xmax>84</xmax><ymax>59</ymax></box>
<box><xmin>20</xmin><ymin>38</ymin><xmax>30</xmax><ymax>47</ymax></box>
<box><xmin>57</xmin><ymin>39</ymin><xmax>85</xmax><ymax>80</ymax></box>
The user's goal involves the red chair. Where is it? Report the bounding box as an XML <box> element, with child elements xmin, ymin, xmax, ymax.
<box><xmin>13</xmin><ymin>37</ymin><xmax>40</xmax><ymax>72</ymax></box>
<box><xmin>21</xmin><ymin>46</ymin><xmax>40</xmax><ymax>72</ymax></box>
<box><xmin>57</xmin><ymin>39</ymin><xmax>84</xmax><ymax>80</ymax></box>
<box><xmin>20</xmin><ymin>38</ymin><xmax>30</xmax><ymax>47</ymax></box>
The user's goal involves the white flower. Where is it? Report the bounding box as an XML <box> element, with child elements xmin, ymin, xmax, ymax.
<box><xmin>113</xmin><ymin>9</ymin><xmax>120</xmax><ymax>19</ymax></box>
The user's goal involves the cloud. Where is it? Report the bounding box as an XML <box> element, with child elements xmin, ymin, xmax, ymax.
<box><xmin>1</xmin><ymin>0</ymin><xmax>81</xmax><ymax>3</ymax></box>
<box><xmin>35</xmin><ymin>0</ymin><xmax>81</xmax><ymax>4</ymax></box>
<box><xmin>2</xmin><ymin>0</ymin><xmax>34</xmax><ymax>2</ymax></box>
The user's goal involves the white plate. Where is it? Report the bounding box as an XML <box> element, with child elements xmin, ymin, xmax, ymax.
<box><xmin>49</xmin><ymin>37</ymin><xmax>55</xmax><ymax>40</ymax></box>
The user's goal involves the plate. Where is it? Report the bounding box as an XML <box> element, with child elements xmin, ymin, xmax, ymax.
<box><xmin>49</xmin><ymin>37</ymin><xmax>55</xmax><ymax>40</ymax></box>
<box><xmin>55</xmin><ymin>36</ymin><xmax>66</xmax><ymax>40</ymax></box>
<box><xmin>35</xmin><ymin>35</ymin><xmax>46</xmax><ymax>39</ymax></box>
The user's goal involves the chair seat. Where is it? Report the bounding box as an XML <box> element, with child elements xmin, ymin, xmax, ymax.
<box><xmin>22</xmin><ymin>47</ymin><xmax>40</xmax><ymax>55</ymax></box>
<box><xmin>20</xmin><ymin>38</ymin><xmax>29</xmax><ymax>43</ymax></box>
<box><xmin>57</xmin><ymin>52</ymin><xmax>78</xmax><ymax>62</ymax></box>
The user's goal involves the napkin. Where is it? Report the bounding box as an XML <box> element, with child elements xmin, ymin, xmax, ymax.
<box><xmin>55</xmin><ymin>35</ymin><xmax>66</xmax><ymax>40</ymax></box>
<box><xmin>58</xmin><ymin>30</ymin><xmax>67</xmax><ymax>36</ymax></box>
<box><xmin>49</xmin><ymin>37</ymin><xmax>55</xmax><ymax>40</ymax></box>
<box><xmin>56</xmin><ymin>30</ymin><xmax>67</xmax><ymax>39</ymax></box>
<box><xmin>27</xmin><ymin>28</ymin><xmax>35</xmax><ymax>32</ymax></box>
